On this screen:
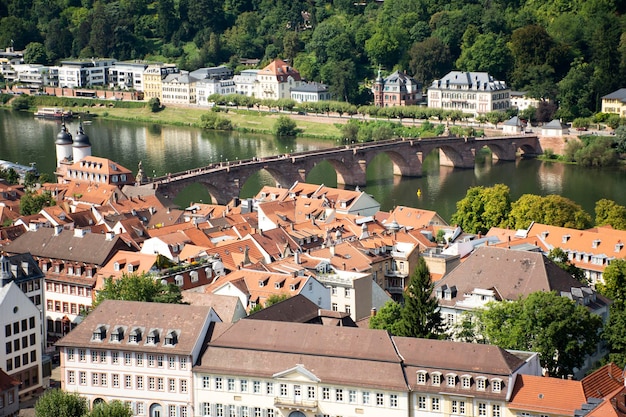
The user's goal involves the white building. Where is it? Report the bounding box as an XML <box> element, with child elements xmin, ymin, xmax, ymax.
<box><xmin>428</xmin><ymin>71</ymin><xmax>510</xmax><ymax>116</ymax></box>
<box><xmin>256</xmin><ymin>59</ymin><xmax>302</xmax><ymax>100</ymax></box>
<box><xmin>55</xmin><ymin>59</ymin><xmax>116</xmax><ymax>88</ymax></box>
<box><xmin>108</xmin><ymin>61</ymin><xmax>150</xmax><ymax>91</ymax></box>
<box><xmin>234</xmin><ymin>69</ymin><xmax>259</xmax><ymax>97</ymax></box>
<box><xmin>0</xmin><ymin>281</ymin><xmax>44</xmax><ymax>398</ymax></box>
<box><xmin>56</xmin><ymin>300</ymin><xmax>220</xmax><ymax>414</ymax></box>
<box><xmin>10</xmin><ymin>64</ymin><xmax>50</xmax><ymax>88</ymax></box>
<box><xmin>196</xmin><ymin>79</ymin><xmax>236</xmax><ymax>106</ymax></box>
<box><xmin>510</xmin><ymin>91</ymin><xmax>543</xmax><ymax>111</ymax></box>
<box><xmin>161</xmin><ymin>73</ymin><xmax>197</xmax><ymax>105</ymax></box>
<box><xmin>290</xmin><ymin>82</ymin><xmax>331</xmax><ymax>103</ymax></box>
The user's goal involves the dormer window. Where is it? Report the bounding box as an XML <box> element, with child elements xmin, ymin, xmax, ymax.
<box><xmin>476</xmin><ymin>377</ymin><xmax>486</xmax><ymax>391</ymax></box>
<box><xmin>129</xmin><ymin>328</ymin><xmax>142</xmax><ymax>343</ymax></box>
<box><xmin>190</xmin><ymin>271</ymin><xmax>199</xmax><ymax>283</ymax></box>
<box><xmin>592</xmin><ymin>239</ymin><xmax>601</xmax><ymax>249</ymax></box>
<box><xmin>164</xmin><ymin>330</ymin><xmax>178</xmax><ymax>346</ymax></box>
<box><xmin>562</xmin><ymin>234</ymin><xmax>570</xmax><ymax>243</ymax></box>
<box><xmin>492</xmin><ymin>379</ymin><xmax>502</xmax><ymax>393</ymax></box>
<box><xmin>461</xmin><ymin>375</ymin><xmax>471</xmax><ymax>389</ymax></box>
<box><xmin>175</xmin><ymin>275</ymin><xmax>183</xmax><ymax>287</ymax></box>
<box><xmin>447</xmin><ymin>374</ymin><xmax>456</xmax><ymax>387</ymax></box>
<box><xmin>431</xmin><ymin>373</ymin><xmax>441</xmax><ymax>386</ymax></box>
<box><xmin>417</xmin><ymin>372</ymin><xmax>427</xmax><ymax>385</ymax></box>
<box><xmin>110</xmin><ymin>327</ymin><xmax>124</xmax><ymax>342</ymax></box>
<box><xmin>92</xmin><ymin>325</ymin><xmax>106</xmax><ymax>341</ymax></box>
<box><xmin>146</xmin><ymin>329</ymin><xmax>159</xmax><ymax>345</ymax></box>
<box><xmin>615</xmin><ymin>243</ymin><xmax>624</xmax><ymax>253</ymax></box>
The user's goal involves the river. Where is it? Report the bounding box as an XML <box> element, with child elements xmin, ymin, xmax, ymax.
<box><xmin>2</xmin><ymin>108</ymin><xmax>626</xmax><ymax>223</ymax></box>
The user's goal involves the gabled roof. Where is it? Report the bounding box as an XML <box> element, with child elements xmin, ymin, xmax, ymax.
<box><xmin>195</xmin><ymin>320</ymin><xmax>406</xmax><ymax>390</ymax></box>
<box><xmin>508</xmin><ymin>374</ymin><xmax>587</xmax><ymax>415</ymax></box>
<box><xmin>543</xmin><ymin>119</ymin><xmax>567</xmax><ymax>129</ymax></box>
<box><xmin>0</xmin><ymin>368</ymin><xmax>20</xmax><ymax>391</ymax></box>
<box><xmin>258</xmin><ymin>59</ymin><xmax>302</xmax><ymax>82</ymax></box>
<box><xmin>5</xmin><ymin>226</ymin><xmax>129</xmax><ymax>265</ymax></box>
<box><xmin>581</xmin><ymin>362</ymin><xmax>625</xmax><ymax>399</ymax></box>
<box><xmin>389</xmin><ymin>205</ymin><xmax>449</xmax><ymax>228</ymax></box>
<box><xmin>602</xmin><ymin>88</ymin><xmax>626</xmax><ymax>102</ymax></box>
<box><xmin>56</xmin><ymin>299</ymin><xmax>214</xmax><ymax>355</ymax></box>
<box><xmin>432</xmin><ymin>71</ymin><xmax>508</xmax><ymax>91</ymax></box>
<box><xmin>246</xmin><ymin>294</ymin><xmax>357</xmax><ymax>326</ymax></box>
<box><xmin>435</xmin><ymin>246</ymin><xmax>608</xmax><ymax>309</ymax></box>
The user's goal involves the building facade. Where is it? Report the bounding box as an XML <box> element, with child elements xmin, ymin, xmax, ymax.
<box><xmin>55</xmin><ymin>59</ymin><xmax>116</xmax><ymax>89</ymax></box>
<box><xmin>601</xmin><ymin>88</ymin><xmax>626</xmax><ymax>117</ymax></box>
<box><xmin>56</xmin><ymin>300</ymin><xmax>220</xmax><ymax>414</ymax></box>
<box><xmin>428</xmin><ymin>71</ymin><xmax>510</xmax><ymax>116</ymax></box>
<box><xmin>108</xmin><ymin>61</ymin><xmax>150</xmax><ymax>91</ymax></box>
<box><xmin>372</xmin><ymin>70</ymin><xmax>422</xmax><ymax>107</ymax></box>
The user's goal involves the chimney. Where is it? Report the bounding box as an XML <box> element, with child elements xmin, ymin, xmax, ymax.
<box><xmin>371</xmin><ymin>307</ymin><xmax>377</xmax><ymax>317</ymax></box>
<box><xmin>53</xmin><ymin>225</ymin><xmax>63</xmax><ymax>236</ymax></box>
<box><xmin>105</xmin><ymin>231</ymin><xmax>115</xmax><ymax>241</ymax></box>
<box><xmin>74</xmin><ymin>228</ymin><xmax>87</xmax><ymax>238</ymax></box>
<box><xmin>294</xmin><ymin>251</ymin><xmax>300</xmax><ymax>265</ymax></box>
<box><xmin>330</xmin><ymin>244</ymin><xmax>335</xmax><ymax>257</ymax></box>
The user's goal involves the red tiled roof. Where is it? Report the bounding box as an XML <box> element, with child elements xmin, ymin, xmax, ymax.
<box><xmin>508</xmin><ymin>374</ymin><xmax>587</xmax><ymax>414</ymax></box>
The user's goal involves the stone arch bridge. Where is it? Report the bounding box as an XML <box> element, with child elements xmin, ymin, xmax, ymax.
<box><xmin>151</xmin><ymin>135</ymin><xmax>541</xmax><ymax>204</ymax></box>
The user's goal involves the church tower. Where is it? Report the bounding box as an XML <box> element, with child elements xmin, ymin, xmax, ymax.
<box><xmin>72</xmin><ymin>122</ymin><xmax>92</xmax><ymax>162</ymax></box>
<box><xmin>55</xmin><ymin>122</ymin><xmax>73</xmax><ymax>167</ymax></box>
<box><xmin>373</xmin><ymin>67</ymin><xmax>385</xmax><ymax>107</ymax></box>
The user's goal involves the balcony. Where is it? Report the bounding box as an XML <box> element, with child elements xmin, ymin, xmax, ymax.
<box><xmin>274</xmin><ymin>397</ymin><xmax>318</xmax><ymax>411</ymax></box>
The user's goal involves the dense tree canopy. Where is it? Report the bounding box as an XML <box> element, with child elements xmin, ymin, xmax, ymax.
<box><xmin>93</xmin><ymin>272</ymin><xmax>183</xmax><ymax>309</ymax></box>
<box><xmin>449</xmin><ymin>184</ymin><xmax>511</xmax><ymax>234</ymax></box>
<box><xmin>0</xmin><ymin>0</ymin><xmax>623</xmax><ymax>110</ymax></box>
<box><xmin>477</xmin><ymin>291</ymin><xmax>602</xmax><ymax>378</ymax></box>
<box><xmin>35</xmin><ymin>389</ymin><xmax>88</xmax><ymax>417</ymax></box>
<box><xmin>598</xmin><ymin>260</ymin><xmax>626</xmax><ymax>368</ymax></box>
<box><xmin>507</xmin><ymin>194</ymin><xmax>593</xmax><ymax>230</ymax></box>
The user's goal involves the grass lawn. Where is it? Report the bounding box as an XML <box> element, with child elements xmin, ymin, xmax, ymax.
<box><xmin>80</xmin><ymin>104</ymin><xmax>343</xmax><ymax>139</ymax></box>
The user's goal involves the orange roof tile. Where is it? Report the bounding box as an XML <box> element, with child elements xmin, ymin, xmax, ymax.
<box><xmin>508</xmin><ymin>374</ymin><xmax>587</xmax><ymax>415</ymax></box>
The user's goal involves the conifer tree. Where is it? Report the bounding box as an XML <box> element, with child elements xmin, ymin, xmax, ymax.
<box><xmin>396</xmin><ymin>257</ymin><xmax>444</xmax><ymax>339</ymax></box>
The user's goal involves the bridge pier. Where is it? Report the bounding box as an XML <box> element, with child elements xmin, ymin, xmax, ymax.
<box><xmin>439</xmin><ymin>148</ymin><xmax>476</xmax><ymax>168</ymax></box>
<box><xmin>337</xmin><ymin>160</ymin><xmax>367</xmax><ymax>186</ymax></box>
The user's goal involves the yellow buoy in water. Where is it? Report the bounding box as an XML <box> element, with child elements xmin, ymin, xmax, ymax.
<box><xmin>417</xmin><ymin>189</ymin><xmax>422</xmax><ymax>197</ymax></box>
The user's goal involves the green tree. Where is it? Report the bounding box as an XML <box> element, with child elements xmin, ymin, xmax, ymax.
<box><xmin>89</xmin><ymin>401</ymin><xmax>132</xmax><ymax>417</ymax></box>
<box><xmin>35</xmin><ymin>389</ymin><xmax>88</xmax><ymax>417</ymax></box>
<box><xmin>396</xmin><ymin>257</ymin><xmax>444</xmax><ymax>339</ymax></box>
<box><xmin>456</xmin><ymin>33</ymin><xmax>512</xmax><ymax>80</ymax></box>
<box><xmin>547</xmin><ymin>247</ymin><xmax>587</xmax><ymax>284</ymax></box>
<box><xmin>595</xmin><ymin>199</ymin><xmax>626</xmax><ymax>230</ymax></box>
<box><xmin>273</xmin><ymin>116</ymin><xmax>300</xmax><ymax>137</ymax></box>
<box><xmin>596</xmin><ymin>260</ymin><xmax>626</xmax><ymax>367</ymax></box>
<box><xmin>24</xmin><ymin>42</ymin><xmax>48</xmax><ymax>64</ymax></box>
<box><xmin>477</xmin><ymin>291</ymin><xmax>602</xmax><ymax>378</ymax></box>
<box><xmin>485</xmin><ymin>111</ymin><xmax>507</xmax><ymax>128</ymax></box>
<box><xmin>369</xmin><ymin>300</ymin><xmax>403</xmax><ymax>334</ymax></box>
<box><xmin>93</xmin><ymin>272</ymin><xmax>183</xmax><ymax>309</ymax></box>
<box><xmin>597</xmin><ymin>259</ymin><xmax>626</xmax><ymax>304</ymax></box>
<box><xmin>0</xmin><ymin>168</ymin><xmax>19</xmax><ymax>184</ymax></box>
<box><xmin>408</xmin><ymin>37</ymin><xmax>452</xmax><ymax>86</ymax></box>
<box><xmin>148</xmin><ymin>97</ymin><xmax>161</xmax><ymax>113</ymax></box>
<box><xmin>450</xmin><ymin>184</ymin><xmax>511</xmax><ymax>235</ymax></box>
<box><xmin>507</xmin><ymin>194</ymin><xmax>592</xmax><ymax>230</ymax></box>
<box><xmin>19</xmin><ymin>191</ymin><xmax>55</xmax><ymax>215</ymax></box>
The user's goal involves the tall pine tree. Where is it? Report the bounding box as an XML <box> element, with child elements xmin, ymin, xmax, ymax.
<box><xmin>396</xmin><ymin>256</ymin><xmax>444</xmax><ymax>339</ymax></box>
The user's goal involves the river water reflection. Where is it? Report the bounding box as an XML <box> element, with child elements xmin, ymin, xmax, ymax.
<box><xmin>2</xmin><ymin>108</ymin><xmax>626</xmax><ymax>222</ymax></box>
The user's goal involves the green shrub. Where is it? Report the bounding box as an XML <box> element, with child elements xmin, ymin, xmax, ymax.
<box><xmin>273</xmin><ymin>115</ymin><xmax>300</xmax><ymax>136</ymax></box>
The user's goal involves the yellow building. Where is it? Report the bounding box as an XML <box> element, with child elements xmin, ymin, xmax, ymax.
<box><xmin>601</xmin><ymin>88</ymin><xmax>626</xmax><ymax>116</ymax></box>
<box><xmin>142</xmin><ymin>64</ymin><xmax>178</xmax><ymax>101</ymax></box>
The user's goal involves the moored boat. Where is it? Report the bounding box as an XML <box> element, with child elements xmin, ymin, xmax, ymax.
<box><xmin>34</xmin><ymin>107</ymin><xmax>73</xmax><ymax>119</ymax></box>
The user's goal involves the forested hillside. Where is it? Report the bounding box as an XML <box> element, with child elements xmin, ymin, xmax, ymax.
<box><xmin>1</xmin><ymin>0</ymin><xmax>625</xmax><ymax>115</ymax></box>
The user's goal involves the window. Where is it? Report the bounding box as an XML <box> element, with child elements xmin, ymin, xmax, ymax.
<box><xmin>432</xmin><ymin>397</ymin><xmax>440</xmax><ymax>411</ymax></box>
<box><xmin>390</xmin><ymin>394</ymin><xmax>398</xmax><ymax>407</ymax></box>
<box><xmin>345</xmin><ymin>305</ymin><xmax>351</xmax><ymax>314</ymax></box>
<box><xmin>215</xmin><ymin>377</ymin><xmax>223</xmax><ymax>390</ymax></box>
<box><xmin>266</xmin><ymin>382</ymin><xmax>273</xmax><ymax>395</ymax></box>
<box><xmin>201</xmin><ymin>403</ymin><xmax>211</xmax><ymax>416</ymax></box>
<box><xmin>432</xmin><ymin>373</ymin><xmax>441</xmax><ymax>386</ymax></box>
<box><xmin>344</xmin><ymin>288</ymin><xmax>350</xmax><ymax>297</ymax></box>
<box><xmin>418</xmin><ymin>396</ymin><xmax>426</xmax><ymax>410</ymax></box>
<box><xmin>137</xmin><ymin>403</ymin><xmax>145</xmax><ymax>416</ymax></box>
<box><xmin>181</xmin><ymin>379</ymin><xmax>188</xmax><ymax>393</ymax></box>
<box><xmin>111</xmin><ymin>351</ymin><xmax>119</xmax><ymax>364</ymax></box>
<box><xmin>492</xmin><ymin>379</ymin><xmax>502</xmax><ymax>392</ymax></box>
<box><xmin>137</xmin><ymin>376</ymin><xmax>144</xmax><ymax>389</ymax></box>
<box><xmin>478</xmin><ymin>403</ymin><xmax>487</xmax><ymax>416</ymax></box>
<box><xmin>462</xmin><ymin>376</ymin><xmax>471</xmax><ymax>389</ymax></box>
<box><xmin>5</xmin><ymin>342</ymin><xmax>11</xmax><ymax>355</ymax></box>
<box><xmin>112</xmin><ymin>374</ymin><xmax>120</xmax><ymax>388</ymax></box>
<box><xmin>148</xmin><ymin>377</ymin><xmax>155</xmax><ymax>390</ymax></box>
<box><xmin>376</xmin><ymin>393</ymin><xmax>384</xmax><ymax>406</ymax></box>
<box><xmin>99</xmin><ymin>351</ymin><xmax>106</xmax><ymax>363</ymax></box>
<box><xmin>4</xmin><ymin>324</ymin><xmax>10</xmax><ymax>337</ymax></box>
<box><xmin>180</xmin><ymin>406</ymin><xmax>188</xmax><ymax>417</ymax></box>
<box><xmin>79</xmin><ymin>371</ymin><xmax>86</xmax><ymax>385</ymax></box>
<box><xmin>125</xmin><ymin>375</ymin><xmax>132</xmax><ymax>388</ymax></box>
<box><xmin>477</xmin><ymin>378</ymin><xmax>486</xmax><ymax>390</ymax></box>
<box><xmin>335</xmin><ymin>389</ymin><xmax>343</xmax><ymax>402</ymax></box>
<box><xmin>253</xmin><ymin>381</ymin><xmax>261</xmax><ymax>393</ymax></box>
<box><xmin>148</xmin><ymin>354</ymin><xmax>155</xmax><ymax>367</ymax></box>
<box><xmin>332</xmin><ymin>303</ymin><xmax>338</xmax><ymax>311</ymax></box>
<box><xmin>447</xmin><ymin>375</ymin><xmax>456</xmax><ymax>387</ymax></box>
<box><xmin>180</xmin><ymin>357</ymin><xmax>187</xmax><ymax>369</ymax></box>
<box><xmin>492</xmin><ymin>404</ymin><xmax>501</xmax><ymax>417</ymax></box>
<box><xmin>169</xmin><ymin>405</ymin><xmax>176</xmax><ymax>417</ymax></box>
<box><xmin>30</xmin><ymin>334</ymin><xmax>35</xmax><ymax>346</ymax></box>
<box><xmin>240</xmin><ymin>380</ymin><xmax>248</xmax><ymax>392</ymax></box>
<box><xmin>417</xmin><ymin>372</ymin><xmax>426</xmax><ymax>384</ymax></box>
<box><xmin>157</xmin><ymin>355</ymin><xmax>164</xmax><ymax>367</ymax></box>
<box><xmin>68</xmin><ymin>370</ymin><xmax>75</xmax><ymax>384</ymax></box>
<box><xmin>157</xmin><ymin>377</ymin><xmax>164</xmax><ymax>391</ymax></box>
<box><xmin>92</xmin><ymin>373</ymin><xmax>99</xmax><ymax>386</ymax></box>
<box><xmin>308</xmin><ymin>386</ymin><xmax>316</xmax><ymax>399</ymax></box>
<box><xmin>322</xmin><ymin>387</ymin><xmax>330</xmax><ymax>400</ymax></box>
<box><xmin>349</xmin><ymin>390</ymin><xmax>356</xmax><ymax>403</ymax></box>
<box><xmin>136</xmin><ymin>353</ymin><xmax>143</xmax><ymax>366</ymax></box>
<box><xmin>228</xmin><ymin>378</ymin><xmax>235</xmax><ymax>391</ymax></box>
<box><xmin>101</xmin><ymin>373</ymin><xmax>107</xmax><ymax>386</ymax></box>
<box><xmin>169</xmin><ymin>356</ymin><xmax>176</xmax><ymax>369</ymax></box>
<box><xmin>362</xmin><ymin>392</ymin><xmax>370</xmax><ymax>405</ymax></box>
<box><xmin>203</xmin><ymin>376</ymin><xmax>211</xmax><ymax>389</ymax></box>
<box><xmin>169</xmin><ymin>378</ymin><xmax>176</xmax><ymax>392</ymax></box>
<box><xmin>13</xmin><ymin>340</ymin><xmax>19</xmax><ymax>351</ymax></box>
